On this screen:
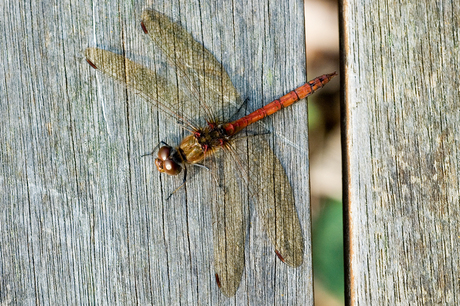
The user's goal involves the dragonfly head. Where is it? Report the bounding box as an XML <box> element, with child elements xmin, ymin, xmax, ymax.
<box><xmin>155</xmin><ymin>146</ymin><xmax>182</xmax><ymax>176</ymax></box>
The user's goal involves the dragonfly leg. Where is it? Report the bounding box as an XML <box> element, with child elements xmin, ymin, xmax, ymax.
<box><xmin>230</xmin><ymin>129</ymin><xmax>271</xmax><ymax>142</ymax></box>
<box><xmin>192</xmin><ymin>163</ymin><xmax>210</xmax><ymax>171</ymax></box>
<box><xmin>245</xmin><ymin>130</ymin><xmax>271</xmax><ymax>137</ymax></box>
<box><xmin>182</xmin><ymin>166</ymin><xmax>187</xmax><ymax>184</ymax></box>
<box><xmin>166</xmin><ymin>166</ymin><xmax>187</xmax><ymax>200</ymax></box>
<box><xmin>141</xmin><ymin>141</ymin><xmax>170</xmax><ymax>157</ymax></box>
<box><xmin>229</xmin><ymin>97</ymin><xmax>250</xmax><ymax>122</ymax></box>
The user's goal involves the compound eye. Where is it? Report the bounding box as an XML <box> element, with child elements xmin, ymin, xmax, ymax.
<box><xmin>163</xmin><ymin>160</ymin><xmax>182</xmax><ymax>176</ymax></box>
<box><xmin>155</xmin><ymin>158</ymin><xmax>165</xmax><ymax>173</ymax></box>
<box><xmin>158</xmin><ymin>146</ymin><xmax>172</xmax><ymax>161</ymax></box>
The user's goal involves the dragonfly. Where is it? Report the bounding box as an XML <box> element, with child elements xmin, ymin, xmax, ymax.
<box><xmin>85</xmin><ymin>9</ymin><xmax>336</xmax><ymax>297</ymax></box>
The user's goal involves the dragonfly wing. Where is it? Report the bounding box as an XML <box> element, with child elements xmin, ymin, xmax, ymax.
<box><xmin>85</xmin><ymin>48</ymin><xmax>202</xmax><ymax>126</ymax></box>
<box><xmin>242</xmin><ymin>136</ymin><xmax>304</xmax><ymax>267</ymax></box>
<box><xmin>208</xmin><ymin>149</ymin><xmax>246</xmax><ymax>297</ymax></box>
<box><xmin>141</xmin><ymin>9</ymin><xmax>241</xmax><ymax>123</ymax></box>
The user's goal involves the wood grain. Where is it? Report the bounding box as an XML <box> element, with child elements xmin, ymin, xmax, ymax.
<box><xmin>0</xmin><ymin>0</ymin><xmax>316</xmax><ymax>304</ymax></box>
<box><xmin>341</xmin><ymin>0</ymin><xmax>460</xmax><ymax>304</ymax></box>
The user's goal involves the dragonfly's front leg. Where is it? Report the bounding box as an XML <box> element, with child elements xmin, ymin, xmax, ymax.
<box><xmin>141</xmin><ymin>141</ymin><xmax>170</xmax><ymax>157</ymax></box>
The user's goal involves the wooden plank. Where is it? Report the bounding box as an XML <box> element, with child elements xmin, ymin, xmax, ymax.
<box><xmin>341</xmin><ymin>0</ymin><xmax>460</xmax><ymax>304</ymax></box>
<box><xmin>0</xmin><ymin>0</ymin><xmax>325</xmax><ymax>304</ymax></box>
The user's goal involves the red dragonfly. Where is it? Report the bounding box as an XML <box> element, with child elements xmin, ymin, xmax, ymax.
<box><xmin>85</xmin><ymin>9</ymin><xmax>336</xmax><ymax>297</ymax></box>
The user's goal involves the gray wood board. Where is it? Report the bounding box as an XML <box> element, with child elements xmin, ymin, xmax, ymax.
<box><xmin>342</xmin><ymin>0</ymin><xmax>460</xmax><ymax>305</ymax></box>
<box><xmin>0</xmin><ymin>0</ymin><xmax>319</xmax><ymax>304</ymax></box>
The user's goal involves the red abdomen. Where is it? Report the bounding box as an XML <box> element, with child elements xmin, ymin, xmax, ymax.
<box><xmin>223</xmin><ymin>72</ymin><xmax>337</xmax><ymax>136</ymax></box>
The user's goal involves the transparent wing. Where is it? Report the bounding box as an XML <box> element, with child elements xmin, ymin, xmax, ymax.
<box><xmin>85</xmin><ymin>47</ymin><xmax>200</xmax><ymax>129</ymax></box>
<box><xmin>141</xmin><ymin>9</ymin><xmax>241</xmax><ymax>124</ymax></box>
<box><xmin>229</xmin><ymin>135</ymin><xmax>304</xmax><ymax>267</ymax></box>
<box><xmin>207</xmin><ymin>148</ymin><xmax>247</xmax><ymax>297</ymax></box>
<box><xmin>208</xmin><ymin>133</ymin><xmax>303</xmax><ymax>296</ymax></box>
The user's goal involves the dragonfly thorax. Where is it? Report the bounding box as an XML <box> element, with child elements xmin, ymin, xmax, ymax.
<box><xmin>155</xmin><ymin>124</ymin><xmax>230</xmax><ymax>176</ymax></box>
<box><xmin>178</xmin><ymin>125</ymin><xmax>230</xmax><ymax>165</ymax></box>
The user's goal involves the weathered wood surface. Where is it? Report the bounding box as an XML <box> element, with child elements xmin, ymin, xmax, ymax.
<box><xmin>0</xmin><ymin>0</ymin><xmax>319</xmax><ymax>304</ymax></box>
<box><xmin>342</xmin><ymin>0</ymin><xmax>460</xmax><ymax>305</ymax></box>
